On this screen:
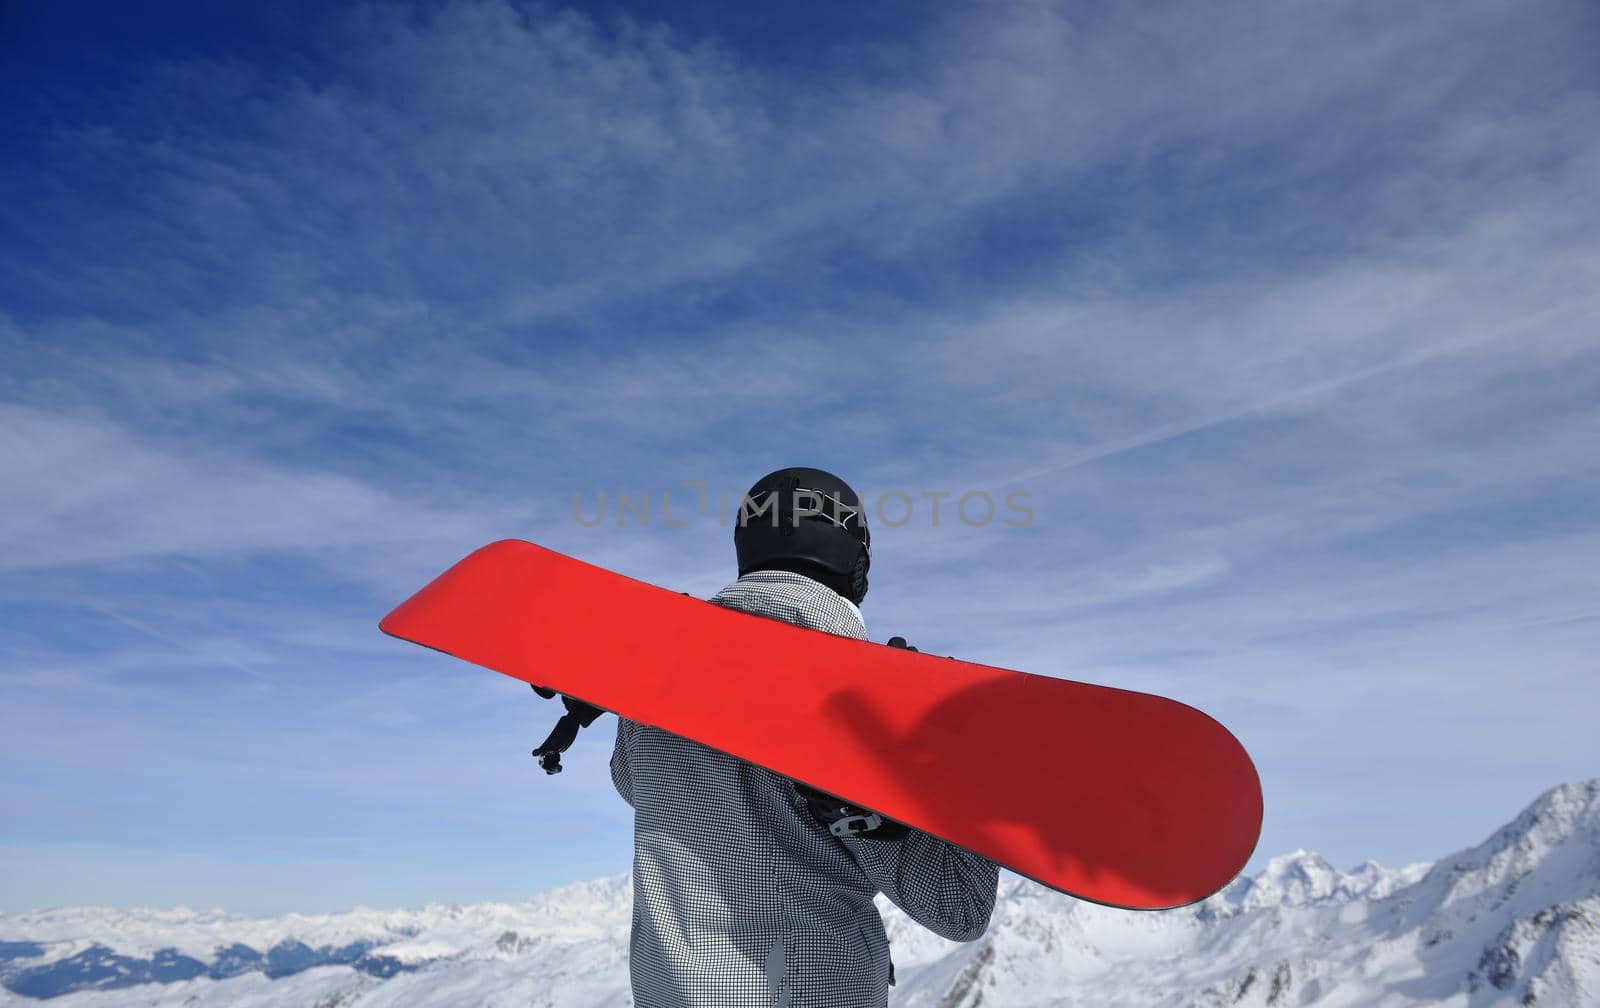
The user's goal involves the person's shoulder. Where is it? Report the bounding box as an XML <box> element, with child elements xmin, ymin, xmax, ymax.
<box><xmin>716</xmin><ymin>569</ymin><xmax>867</xmax><ymax>639</ymax></box>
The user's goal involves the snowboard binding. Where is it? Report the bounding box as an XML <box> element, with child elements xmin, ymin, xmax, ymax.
<box><xmin>530</xmin><ymin>684</ymin><xmax>606</xmax><ymax>774</ymax></box>
<box><xmin>794</xmin><ymin>780</ymin><xmax>909</xmax><ymax>841</ymax></box>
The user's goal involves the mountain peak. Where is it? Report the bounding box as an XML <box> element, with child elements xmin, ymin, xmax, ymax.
<box><xmin>1402</xmin><ymin>778</ymin><xmax>1600</xmax><ymax>928</ymax></box>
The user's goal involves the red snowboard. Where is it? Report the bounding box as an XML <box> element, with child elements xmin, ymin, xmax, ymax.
<box><xmin>380</xmin><ymin>540</ymin><xmax>1262</xmax><ymax>910</ymax></box>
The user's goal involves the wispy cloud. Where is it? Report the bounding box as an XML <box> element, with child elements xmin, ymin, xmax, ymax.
<box><xmin>0</xmin><ymin>402</ymin><xmax>518</xmax><ymax>572</ymax></box>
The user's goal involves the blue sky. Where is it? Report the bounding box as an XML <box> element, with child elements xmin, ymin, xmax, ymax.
<box><xmin>3</xmin><ymin>0</ymin><xmax>1598</xmax><ymax>915</ymax></box>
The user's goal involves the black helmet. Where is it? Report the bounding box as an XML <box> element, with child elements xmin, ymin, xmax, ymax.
<box><xmin>734</xmin><ymin>467</ymin><xmax>870</xmax><ymax>604</ymax></box>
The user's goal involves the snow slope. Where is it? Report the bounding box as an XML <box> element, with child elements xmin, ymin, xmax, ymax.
<box><xmin>3</xmin><ymin>779</ymin><xmax>1596</xmax><ymax>1007</ymax></box>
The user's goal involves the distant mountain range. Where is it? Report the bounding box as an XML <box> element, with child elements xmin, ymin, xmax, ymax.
<box><xmin>3</xmin><ymin>779</ymin><xmax>1596</xmax><ymax>1006</ymax></box>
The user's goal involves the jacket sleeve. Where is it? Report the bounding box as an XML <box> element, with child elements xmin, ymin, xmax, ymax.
<box><xmin>843</xmin><ymin>828</ymin><xmax>999</xmax><ymax>942</ymax></box>
<box><xmin>609</xmin><ymin>717</ymin><xmax>635</xmax><ymax>809</ymax></box>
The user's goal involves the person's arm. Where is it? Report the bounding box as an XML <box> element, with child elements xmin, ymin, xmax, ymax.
<box><xmin>609</xmin><ymin>716</ymin><xmax>636</xmax><ymax>809</ymax></box>
<box><xmin>843</xmin><ymin>829</ymin><xmax>999</xmax><ymax>942</ymax></box>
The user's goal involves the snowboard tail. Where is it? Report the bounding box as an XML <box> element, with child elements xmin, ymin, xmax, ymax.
<box><xmin>380</xmin><ymin>540</ymin><xmax>1263</xmax><ymax>910</ymax></box>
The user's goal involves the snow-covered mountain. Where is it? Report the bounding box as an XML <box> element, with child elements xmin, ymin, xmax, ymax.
<box><xmin>3</xmin><ymin>779</ymin><xmax>1596</xmax><ymax>1007</ymax></box>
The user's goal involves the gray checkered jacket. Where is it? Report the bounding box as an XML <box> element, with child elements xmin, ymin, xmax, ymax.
<box><xmin>610</xmin><ymin>569</ymin><xmax>999</xmax><ymax>1007</ymax></box>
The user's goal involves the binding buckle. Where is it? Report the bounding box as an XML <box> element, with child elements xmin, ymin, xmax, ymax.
<box><xmin>829</xmin><ymin>811</ymin><xmax>884</xmax><ymax>837</ymax></box>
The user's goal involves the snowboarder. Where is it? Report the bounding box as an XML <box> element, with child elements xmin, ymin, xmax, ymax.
<box><xmin>540</xmin><ymin>467</ymin><xmax>999</xmax><ymax>1007</ymax></box>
